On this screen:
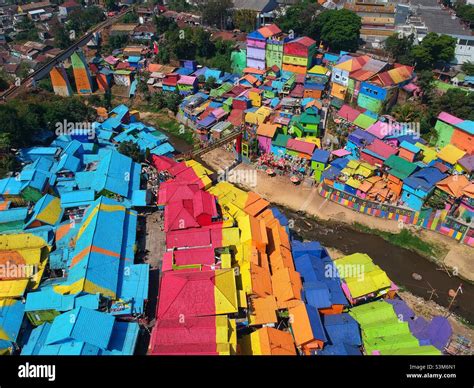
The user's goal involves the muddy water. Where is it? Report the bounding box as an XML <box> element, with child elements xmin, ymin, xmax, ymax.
<box><xmin>281</xmin><ymin>207</ymin><xmax>474</xmax><ymax>324</ymax></box>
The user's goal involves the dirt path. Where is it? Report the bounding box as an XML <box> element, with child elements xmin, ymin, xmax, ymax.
<box><xmin>201</xmin><ymin>147</ymin><xmax>474</xmax><ymax>282</ymax></box>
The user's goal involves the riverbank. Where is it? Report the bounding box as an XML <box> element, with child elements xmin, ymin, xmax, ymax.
<box><xmin>201</xmin><ymin>147</ymin><xmax>473</xmax><ymax>282</ymax></box>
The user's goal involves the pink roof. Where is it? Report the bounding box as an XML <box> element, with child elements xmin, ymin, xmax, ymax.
<box><xmin>157</xmin><ymin>270</ymin><xmax>216</xmax><ymax>319</ymax></box>
<box><xmin>152</xmin><ymin>154</ymin><xmax>177</xmax><ymax>172</ymax></box>
<box><xmin>149</xmin><ymin>316</ymin><xmax>219</xmax><ymax>355</ymax></box>
<box><xmin>193</xmin><ymin>190</ymin><xmax>218</xmax><ymax>218</ymax></box>
<box><xmin>104</xmin><ymin>55</ymin><xmax>119</xmax><ymax>65</ymax></box>
<box><xmin>166</xmin><ymin>228</ymin><xmax>211</xmax><ymax>250</ymax></box>
<box><xmin>177</xmin><ymin>75</ymin><xmax>197</xmax><ymax>85</ymax></box>
<box><xmin>332</xmin><ymin>149</ymin><xmax>351</xmax><ymax>157</ymax></box>
<box><xmin>212</xmin><ymin>107</ymin><xmax>227</xmax><ymax>120</ymax></box>
<box><xmin>286</xmin><ymin>139</ymin><xmax>316</xmax><ymax>155</ymax></box>
<box><xmin>366</xmin><ymin>121</ymin><xmax>399</xmax><ymax>139</ymax></box>
<box><xmin>438</xmin><ymin>112</ymin><xmax>463</xmax><ymax>126</ymax></box>
<box><xmin>164</xmin><ymin>200</ymin><xmax>200</xmax><ymax>232</ymax></box>
<box><xmin>338</xmin><ymin>104</ymin><xmax>362</xmax><ymax>123</ymax></box>
<box><xmin>174</xmin><ymin>246</ymin><xmax>216</xmax><ymax>266</ymax></box>
<box><xmin>158</xmin><ymin>181</ymin><xmax>199</xmax><ymax>205</ymax></box>
<box><xmin>366</xmin><ymin>139</ymin><xmax>398</xmax><ymax>159</ymax></box>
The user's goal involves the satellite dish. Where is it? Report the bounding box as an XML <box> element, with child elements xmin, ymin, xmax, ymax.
<box><xmin>139</xmin><ymin>16</ymin><xmax>144</xmax><ymax>25</ymax></box>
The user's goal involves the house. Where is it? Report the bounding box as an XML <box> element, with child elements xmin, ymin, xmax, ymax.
<box><xmin>401</xmin><ymin>167</ymin><xmax>447</xmax><ymax>211</ymax></box>
<box><xmin>383</xmin><ymin>155</ymin><xmax>419</xmax><ymax>198</ymax></box>
<box><xmin>282</xmin><ymin>36</ymin><xmax>317</xmax><ymax>75</ymax></box>
<box><xmin>233</xmin><ymin>0</ymin><xmax>279</xmax><ymax>29</ymax></box>
<box><xmin>58</xmin><ymin>0</ymin><xmax>80</xmax><ymax>17</ymax></box>
<box><xmin>177</xmin><ymin>75</ymin><xmax>197</xmax><ymax>95</ymax></box>
<box><xmin>311</xmin><ymin>149</ymin><xmax>330</xmax><ymax>182</ymax></box>
<box><xmin>360</xmin><ymin>138</ymin><xmax>398</xmax><ymax>166</ymax></box>
<box><xmin>257</xmin><ymin>123</ymin><xmax>278</xmax><ymax>154</ymax></box>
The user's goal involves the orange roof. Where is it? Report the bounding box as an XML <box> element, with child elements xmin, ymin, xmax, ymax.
<box><xmin>358</xmin><ymin>180</ymin><xmax>373</xmax><ymax>193</ymax></box>
<box><xmin>249</xmin><ymin>216</ymin><xmax>269</xmax><ymax>247</ymax></box>
<box><xmin>462</xmin><ymin>183</ymin><xmax>474</xmax><ymax>198</ymax></box>
<box><xmin>257</xmin><ymin>123</ymin><xmax>278</xmax><ymax>138</ymax></box>
<box><xmin>243</xmin><ymin>67</ymin><xmax>265</xmax><ymax>75</ymax></box>
<box><xmin>250</xmin><ymin>296</ymin><xmax>278</xmax><ymax>325</ymax></box>
<box><xmin>250</xmin><ymin>263</ymin><xmax>273</xmax><ymax>297</ymax></box>
<box><xmin>436</xmin><ymin>175</ymin><xmax>470</xmax><ymax>198</ymax></box>
<box><xmin>242</xmin><ymin>74</ymin><xmax>258</xmax><ymax>85</ymax></box>
<box><xmin>258</xmin><ymin>327</ymin><xmax>296</xmax><ymax>355</ymax></box>
<box><xmin>271</xmin><ymin>267</ymin><xmax>302</xmax><ymax>307</ymax></box>
<box><xmin>288</xmin><ymin>302</ymin><xmax>313</xmax><ymax>347</ymax></box>
<box><xmin>244</xmin><ymin>192</ymin><xmax>270</xmax><ymax>216</ymax></box>
<box><xmin>257</xmin><ymin>24</ymin><xmax>281</xmax><ymax>38</ymax></box>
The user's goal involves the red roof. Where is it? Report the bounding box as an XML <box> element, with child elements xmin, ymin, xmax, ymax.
<box><xmin>228</xmin><ymin>109</ymin><xmax>245</xmax><ymax>127</ymax></box>
<box><xmin>293</xmin><ymin>36</ymin><xmax>316</xmax><ymax>47</ymax></box>
<box><xmin>174</xmin><ymin>246</ymin><xmax>216</xmax><ymax>266</ymax></box>
<box><xmin>366</xmin><ymin>139</ymin><xmax>398</xmax><ymax>159</ymax></box>
<box><xmin>286</xmin><ymin>139</ymin><xmax>316</xmax><ymax>155</ymax></box>
<box><xmin>157</xmin><ymin>181</ymin><xmax>199</xmax><ymax>205</ymax></box>
<box><xmin>164</xmin><ymin>200</ymin><xmax>200</xmax><ymax>232</ymax></box>
<box><xmin>166</xmin><ymin>228</ymin><xmax>211</xmax><ymax>249</ymax></box>
<box><xmin>337</xmin><ymin>104</ymin><xmax>362</xmax><ymax>123</ymax></box>
<box><xmin>149</xmin><ymin>316</ymin><xmax>219</xmax><ymax>355</ymax></box>
<box><xmin>152</xmin><ymin>154</ymin><xmax>177</xmax><ymax>172</ymax></box>
<box><xmin>156</xmin><ymin>270</ymin><xmax>217</xmax><ymax>319</ymax></box>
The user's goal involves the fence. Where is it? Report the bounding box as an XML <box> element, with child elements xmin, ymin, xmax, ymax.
<box><xmin>318</xmin><ymin>182</ymin><xmax>474</xmax><ymax>247</ymax></box>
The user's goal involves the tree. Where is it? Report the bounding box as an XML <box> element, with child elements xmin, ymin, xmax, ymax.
<box><xmin>431</xmin><ymin>89</ymin><xmax>474</xmax><ymax>121</ymax></box>
<box><xmin>17</xmin><ymin>62</ymin><xmax>31</xmax><ymax>80</ymax></box>
<box><xmin>411</xmin><ymin>33</ymin><xmax>456</xmax><ymax>70</ymax></box>
<box><xmin>104</xmin><ymin>0</ymin><xmax>117</xmax><ymax>11</ymax></box>
<box><xmin>274</xmin><ymin>1</ymin><xmax>322</xmax><ymax>37</ymax></box>
<box><xmin>0</xmin><ymin>75</ymin><xmax>9</xmax><ymax>92</ymax></box>
<box><xmin>417</xmin><ymin>70</ymin><xmax>436</xmax><ymax>104</ymax></box>
<box><xmin>0</xmin><ymin>133</ymin><xmax>15</xmax><ymax>178</ymax></box>
<box><xmin>154</xmin><ymin>15</ymin><xmax>178</xmax><ymax>35</ymax></box>
<box><xmin>122</xmin><ymin>10</ymin><xmax>139</xmax><ymax>24</ymax></box>
<box><xmin>201</xmin><ymin>0</ymin><xmax>233</xmax><ymax>30</ymax></box>
<box><xmin>51</xmin><ymin>21</ymin><xmax>71</xmax><ymax>49</ymax></box>
<box><xmin>455</xmin><ymin>4</ymin><xmax>474</xmax><ymax>29</ymax></box>
<box><xmin>164</xmin><ymin>92</ymin><xmax>183</xmax><ymax>114</ymax></box>
<box><xmin>461</xmin><ymin>61</ymin><xmax>474</xmax><ymax>75</ymax></box>
<box><xmin>108</xmin><ymin>34</ymin><xmax>129</xmax><ymax>51</ymax></box>
<box><xmin>233</xmin><ymin>9</ymin><xmax>257</xmax><ymax>32</ymax></box>
<box><xmin>204</xmin><ymin>76</ymin><xmax>216</xmax><ymax>91</ymax></box>
<box><xmin>314</xmin><ymin>9</ymin><xmax>362</xmax><ymax>52</ymax></box>
<box><xmin>118</xmin><ymin>141</ymin><xmax>144</xmax><ymax>163</ymax></box>
<box><xmin>384</xmin><ymin>33</ymin><xmax>414</xmax><ymax>64</ymax></box>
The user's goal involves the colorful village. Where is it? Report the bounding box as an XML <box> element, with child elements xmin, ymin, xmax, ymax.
<box><xmin>0</xmin><ymin>19</ymin><xmax>473</xmax><ymax>358</ymax></box>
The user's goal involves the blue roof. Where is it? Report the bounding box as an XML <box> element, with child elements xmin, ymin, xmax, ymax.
<box><xmin>0</xmin><ymin>177</ymin><xmax>24</xmax><ymax>196</ymax></box>
<box><xmin>92</xmin><ymin>149</ymin><xmax>140</xmax><ymax>198</ymax></box>
<box><xmin>101</xmin><ymin>116</ymin><xmax>122</xmax><ymax>131</ymax></box>
<box><xmin>321</xmin><ymin>165</ymin><xmax>341</xmax><ymax>181</ymax></box>
<box><xmin>110</xmin><ymin>104</ymin><xmax>129</xmax><ymax>122</ymax></box>
<box><xmin>45</xmin><ymin>307</ymin><xmax>114</xmax><ymax>349</ymax></box>
<box><xmin>131</xmin><ymin>189</ymin><xmax>148</xmax><ymax>206</ymax></box>
<box><xmin>348</xmin><ymin>128</ymin><xmax>375</xmax><ymax>147</ymax></box>
<box><xmin>151</xmin><ymin>142</ymin><xmax>174</xmax><ymax>156</ymax></box>
<box><xmin>306</xmin><ymin>304</ymin><xmax>328</xmax><ymax>342</ymax></box>
<box><xmin>0</xmin><ymin>207</ymin><xmax>28</xmax><ymax>224</ymax></box>
<box><xmin>318</xmin><ymin>343</ymin><xmax>362</xmax><ymax>355</ymax></box>
<box><xmin>322</xmin><ymin>313</ymin><xmax>362</xmax><ymax>347</ymax></box>
<box><xmin>60</xmin><ymin>189</ymin><xmax>95</xmax><ymax>208</ymax></box>
<box><xmin>456</xmin><ymin>120</ymin><xmax>474</xmax><ymax>135</ymax></box>
<box><xmin>55</xmin><ymin>153</ymin><xmax>82</xmax><ymax>173</ymax></box>
<box><xmin>127</xmin><ymin>56</ymin><xmax>141</xmax><ymax>63</ymax></box>
<box><xmin>100</xmin><ymin>321</ymin><xmax>139</xmax><ymax>355</ymax></box>
<box><xmin>247</xmin><ymin>30</ymin><xmax>265</xmax><ymax>40</ymax></box>
<box><xmin>311</xmin><ymin>149</ymin><xmax>330</xmax><ymax>163</ymax></box>
<box><xmin>0</xmin><ymin>299</ymin><xmax>25</xmax><ymax>352</ymax></box>
<box><xmin>303</xmin><ymin>282</ymin><xmax>332</xmax><ymax>309</ymax></box>
<box><xmin>403</xmin><ymin>167</ymin><xmax>446</xmax><ymax>192</ymax></box>
<box><xmin>113</xmin><ymin>263</ymin><xmax>149</xmax><ymax>315</ymax></box>
<box><xmin>400</xmin><ymin>140</ymin><xmax>420</xmax><ymax>153</ymax></box>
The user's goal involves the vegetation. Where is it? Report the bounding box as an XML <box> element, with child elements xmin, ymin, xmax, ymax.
<box><xmin>148</xmin><ymin>112</ymin><xmax>194</xmax><ymax>144</ymax></box>
<box><xmin>201</xmin><ymin>0</ymin><xmax>233</xmax><ymax>30</ymax></box>
<box><xmin>233</xmin><ymin>9</ymin><xmax>258</xmax><ymax>32</ymax></box>
<box><xmin>455</xmin><ymin>3</ymin><xmax>474</xmax><ymax>30</ymax></box>
<box><xmin>461</xmin><ymin>61</ymin><xmax>474</xmax><ymax>75</ymax></box>
<box><xmin>122</xmin><ymin>10</ymin><xmax>139</xmax><ymax>24</ymax></box>
<box><xmin>154</xmin><ymin>25</ymin><xmax>235</xmax><ymax>72</ymax></box>
<box><xmin>0</xmin><ymin>95</ymin><xmax>95</xmax><ymax>177</ymax></box>
<box><xmin>117</xmin><ymin>141</ymin><xmax>144</xmax><ymax>163</ymax></box>
<box><xmin>66</xmin><ymin>6</ymin><xmax>105</xmax><ymax>37</ymax></box>
<box><xmin>13</xmin><ymin>19</ymin><xmax>40</xmax><ymax>42</ymax></box>
<box><xmin>275</xmin><ymin>5</ymin><xmax>361</xmax><ymax>52</ymax></box>
<box><xmin>149</xmin><ymin>91</ymin><xmax>183</xmax><ymax>115</ymax></box>
<box><xmin>384</xmin><ymin>32</ymin><xmax>456</xmax><ymax>70</ymax></box>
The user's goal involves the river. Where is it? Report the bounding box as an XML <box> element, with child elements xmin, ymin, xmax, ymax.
<box><xmin>280</xmin><ymin>207</ymin><xmax>474</xmax><ymax>324</ymax></box>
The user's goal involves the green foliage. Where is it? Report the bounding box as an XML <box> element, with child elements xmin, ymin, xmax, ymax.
<box><xmin>456</xmin><ymin>4</ymin><xmax>474</xmax><ymax>29</ymax></box>
<box><xmin>108</xmin><ymin>34</ymin><xmax>129</xmax><ymax>51</ymax></box>
<box><xmin>66</xmin><ymin>6</ymin><xmax>105</xmax><ymax>36</ymax></box>
<box><xmin>122</xmin><ymin>10</ymin><xmax>139</xmax><ymax>24</ymax></box>
<box><xmin>204</xmin><ymin>76</ymin><xmax>216</xmax><ymax>91</ymax></box>
<box><xmin>384</xmin><ymin>34</ymin><xmax>414</xmax><ymax>64</ymax></box>
<box><xmin>233</xmin><ymin>9</ymin><xmax>257</xmax><ymax>32</ymax></box>
<box><xmin>13</xmin><ymin>19</ymin><xmax>39</xmax><ymax>42</ymax></box>
<box><xmin>461</xmin><ymin>61</ymin><xmax>474</xmax><ymax>76</ymax></box>
<box><xmin>154</xmin><ymin>15</ymin><xmax>178</xmax><ymax>35</ymax></box>
<box><xmin>201</xmin><ymin>0</ymin><xmax>233</xmax><ymax>29</ymax></box>
<box><xmin>275</xmin><ymin>0</ymin><xmax>322</xmax><ymax>37</ymax></box>
<box><xmin>166</xmin><ymin>0</ymin><xmax>195</xmax><ymax>12</ymax></box>
<box><xmin>0</xmin><ymin>133</ymin><xmax>16</xmax><ymax>178</ymax></box>
<box><xmin>431</xmin><ymin>89</ymin><xmax>474</xmax><ymax>121</ymax></box>
<box><xmin>315</xmin><ymin>9</ymin><xmax>362</xmax><ymax>52</ymax></box>
<box><xmin>150</xmin><ymin>91</ymin><xmax>183</xmax><ymax>114</ymax></box>
<box><xmin>118</xmin><ymin>141</ymin><xmax>144</xmax><ymax>163</ymax></box>
<box><xmin>411</xmin><ymin>33</ymin><xmax>456</xmax><ymax>70</ymax></box>
<box><xmin>104</xmin><ymin>0</ymin><xmax>117</xmax><ymax>12</ymax></box>
<box><xmin>51</xmin><ymin>21</ymin><xmax>71</xmax><ymax>49</ymax></box>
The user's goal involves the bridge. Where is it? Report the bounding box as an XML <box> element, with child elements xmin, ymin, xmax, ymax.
<box><xmin>176</xmin><ymin>129</ymin><xmax>244</xmax><ymax>160</ymax></box>
<box><xmin>0</xmin><ymin>9</ymin><xmax>131</xmax><ymax>101</ymax></box>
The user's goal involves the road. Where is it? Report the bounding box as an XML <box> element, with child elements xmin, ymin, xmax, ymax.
<box><xmin>0</xmin><ymin>9</ymin><xmax>131</xmax><ymax>101</ymax></box>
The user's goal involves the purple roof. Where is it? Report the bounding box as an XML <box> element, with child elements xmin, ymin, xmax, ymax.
<box><xmin>409</xmin><ymin>316</ymin><xmax>452</xmax><ymax>351</ymax></box>
<box><xmin>348</xmin><ymin>128</ymin><xmax>375</xmax><ymax>147</ymax></box>
<box><xmin>386</xmin><ymin>299</ymin><xmax>415</xmax><ymax>321</ymax></box>
<box><xmin>458</xmin><ymin>154</ymin><xmax>474</xmax><ymax>173</ymax></box>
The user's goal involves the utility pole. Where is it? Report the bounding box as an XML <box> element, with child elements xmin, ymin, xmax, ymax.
<box><xmin>446</xmin><ymin>283</ymin><xmax>463</xmax><ymax>317</ymax></box>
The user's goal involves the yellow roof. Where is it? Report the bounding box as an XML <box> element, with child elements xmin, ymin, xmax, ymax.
<box><xmin>0</xmin><ymin>279</ymin><xmax>28</xmax><ymax>298</ymax></box>
<box><xmin>346</xmin><ymin>177</ymin><xmax>362</xmax><ymax>189</ymax></box>
<box><xmin>308</xmin><ymin>65</ymin><xmax>329</xmax><ymax>75</ymax></box>
<box><xmin>437</xmin><ymin>144</ymin><xmax>466</xmax><ymax>165</ymax></box>
<box><xmin>214</xmin><ymin>269</ymin><xmax>239</xmax><ymax>314</ymax></box>
<box><xmin>415</xmin><ymin>142</ymin><xmax>437</xmax><ymax>164</ymax></box>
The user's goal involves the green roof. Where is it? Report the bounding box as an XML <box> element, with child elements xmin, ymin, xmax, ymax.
<box><xmin>384</xmin><ymin>155</ymin><xmax>418</xmax><ymax>180</ymax></box>
<box><xmin>353</xmin><ymin>114</ymin><xmax>377</xmax><ymax>130</ymax></box>
<box><xmin>272</xmin><ymin>133</ymin><xmax>291</xmax><ymax>148</ymax></box>
<box><xmin>299</xmin><ymin>112</ymin><xmax>320</xmax><ymax>125</ymax></box>
<box><xmin>210</xmin><ymin>82</ymin><xmax>233</xmax><ymax>98</ymax></box>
